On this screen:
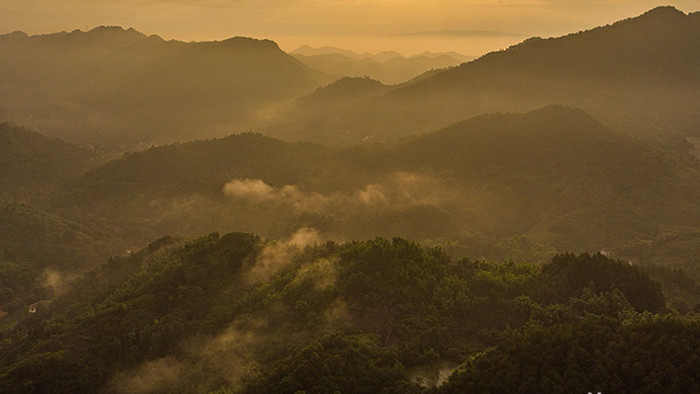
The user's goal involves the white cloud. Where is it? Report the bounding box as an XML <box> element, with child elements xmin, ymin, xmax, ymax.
<box><xmin>222</xmin><ymin>172</ymin><xmax>450</xmax><ymax>215</ymax></box>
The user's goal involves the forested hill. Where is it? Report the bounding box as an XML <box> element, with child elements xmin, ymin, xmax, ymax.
<box><xmin>263</xmin><ymin>6</ymin><xmax>700</xmax><ymax>145</ymax></box>
<box><xmin>392</xmin><ymin>105</ymin><xmax>663</xmax><ymax>181</ymax></box>
<box><xmin>46</xmin><ymin>106</ymin><xmax>700</xmax><ymax>260</ymax></box>
<box><xmin>0</xmin><ymin>123</ymin><xmax>94</xmax><ymax>201</ymax></box>
<box><xmin>3</xmin><ymin>231</ymin><xmax>696</xmax><ymax>393</ymax></box>
<box><xmin>0</xmin><ymin>229</ymin><xmax>700</xmax><ymax>393</ymax></box>
<box><xmin>406</xmin><ymin>6</ymin><xmax>700</xmax><ymax>89</ymax></box>
<box><xmin>0</xmin><ymin>27</ymin><xmax>326</xmax><ymax>147</ymax></box>
<box><xmin>64</xmin><ymin>132</ymin><xmax>357</xmax><ymax>200</ymax></box>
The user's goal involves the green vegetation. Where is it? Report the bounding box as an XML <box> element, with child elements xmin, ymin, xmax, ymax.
<box><xmin>1</xmin><ymin>232</ymin><xmax>697</xmax><ymax>393</ymax></box>
<box><xmin>442</xmin><ymin>314</ymin><xmax>700</xmax><ymax>393</ymax></box>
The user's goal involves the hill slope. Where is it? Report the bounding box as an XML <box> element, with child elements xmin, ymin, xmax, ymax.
<box><xmin>0</xmin><ymin>123</ymin><xmax>94</xmax><ymax>200</ymax></box>
<box><xmin>386</xmin><ymin>105</ymin><xmax>699</xmax><ymax>249</ymax></box>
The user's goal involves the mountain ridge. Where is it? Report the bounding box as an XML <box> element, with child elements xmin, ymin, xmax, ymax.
<box><xmin>264</xmin><ymin>6</ymin><xmax>700</xmax><ymax>145</ymax></box>
<box><xmin>0</xmin><ymin>26</ymin><xmax>328</xmax><ymax>148</ymax></box>
<box><xmin>290</xmin><ymin>45</ymin><xmax>471</xmax><ymax>84</ymax></box>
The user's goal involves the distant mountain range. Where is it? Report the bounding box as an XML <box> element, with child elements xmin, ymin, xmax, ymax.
<box><xmin>264</xmin><ymin>6</ymin><xmax>700</xmax><ymax>146</ymax></box>
<box><xmin>290</xmin><ymin>46</ymin><xmax>471</xmax><ymax>84</ymax></box>
<box><xmin>291</xmin><ymin>45</ymin><xmax>472</xmax><ymax>62</ymax></box>
<box><xmin>0</xmin><ymin>26</ymin><xmax>327</xmax><ymax>148</ymax></box>
<box><xmin>3</xmin><ymin>7</ymin><xmax>699</xmax><ymax>149</ymax></box>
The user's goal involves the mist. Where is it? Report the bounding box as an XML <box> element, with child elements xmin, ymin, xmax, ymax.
<box><xmin>245</xmin><ymin>227</ymin><xmax>323</xmax><ymax>283</ymax></box>
<box><xmin>222</xmin><ymin>173</ymin><xmax>453</xmax><ymax>215</ymax></box>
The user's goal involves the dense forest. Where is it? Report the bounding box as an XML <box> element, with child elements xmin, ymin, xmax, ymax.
<box><xmin>2</xmin><ymin>233</ymin><xmax>698</xmax><ymax>392</ymax></box>
<box><xmin>1</xmin><ymin>5</ymin><xmax>700</xmax><ymax>393</ymax></box>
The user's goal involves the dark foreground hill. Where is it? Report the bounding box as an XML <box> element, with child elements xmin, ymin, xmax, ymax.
<box><xmin>3</xmin><ymin>231</ymin><xmax>696</xmax><ymax>393</ymax></box>
<box><xmin>264</xmin><ymin>6</ymin><xmax>700</xmax><ymax>146</ymax></box>
<box><xmin>46</xmin><ymin>106</ymin><xmax>700</xmax><ymax>263</ymax></box>
<box><xmin>0</xmin><ymin>27</ymin><xmax>326</xmax><ymax>148</ymax></box>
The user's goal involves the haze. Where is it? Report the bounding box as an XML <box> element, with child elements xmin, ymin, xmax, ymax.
<box><xmin>2</xmin><ymin>0</ymin><xmax>699</xmax><ymax>55</ymax></box>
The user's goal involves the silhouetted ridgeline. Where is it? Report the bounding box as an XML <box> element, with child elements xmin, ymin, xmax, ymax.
<box><xmin>290</xmin><ymin>46</ymin><xmax>471</xmax><ymax>85</ymax></box>
<box><xmin>264</xmin><ymin>7</ymin><xmax>700</xmax><ymax>146</ymax></box>
<box><xmin>0</xmin><ymin>26</ymin><xmax>327</xmax><ymax>147</ymax></box>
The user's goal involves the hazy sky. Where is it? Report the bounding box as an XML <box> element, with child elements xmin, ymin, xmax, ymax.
<box><xmin>2</xmin><ymin>1</ymin><xmax>699</xmax><ymax>55</ymax></box>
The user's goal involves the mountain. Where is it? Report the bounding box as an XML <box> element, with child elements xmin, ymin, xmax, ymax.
<box><xmin>291</xmin><ymin>46</ymin><xmax>470</xmax><ymax>84</ymax></box>
<box><xmin>46</xmin><ymin>106</ymin><xmax>700</xmax><ymax>260</ymax></box>
<box><xmin>266</xmin><ymin>6</ymin><xmax>700</xmax><ymax>146</ymax></box>
<box><xmin>385</xmin><ymin>105</ymin><xmax>700</xmax><ymax>250</ymax></box>
<box><xmin>46</xmin><ymin>132</ymin><xmax>374</xmax><ymax>245</ymax></box>
<box><xmin>0</xmin><ymin>27</ymin><xmax>327</xmax><ymax>148</ymax></box>
<box><xmin>0</xmin><ymin>123</ymin><xmax>95</xmax><ymax>201</ymax></box>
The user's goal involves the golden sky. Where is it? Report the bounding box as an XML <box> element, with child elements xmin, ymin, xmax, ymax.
<box><xmin>2</xmin><ymin>1</ymin><xmax>699</xmax><ymax>55</ymax></box>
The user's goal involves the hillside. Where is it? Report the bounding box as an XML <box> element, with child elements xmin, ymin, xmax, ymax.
<box><xmin>0</xmin><ymin>201</ymin><xmax>122</xmax><ymax>335</ymax></box>
<box><xmin>0</xmin><ymin>27</ymin><xmax>326</xmax><ymax>148</ymax></box>
<box><xmin>270</xmin><ymin>77</ymin><xmax>393</xmax><ymax>145</ymax></box>
<box><xmin>46</xmin><ymin>106</ymin><xmax>700</xmax><ymax>262</ymax></box>
<box><xmin>0</xmin><ymin>123</ymin><xmax>94</xmax><ymax>200</ymax></box>
<box><xmin>2</xmin><ymin>232</ymin><xmax>692</xmax><ymax>393</ymax></box>
<box><xmin>384</xmin><ymin>105</ymin><xmax>700</xmax><ymax>250</ymax></box>
<box><xmin>46</xmin><ymin>132</ymin><xmax>378</xmax><ymax>246</ymax></box>
<box><xmin>264</xmin><ymin>7</ymin><xmax>700</xmax><ymax>146</ymax></box>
